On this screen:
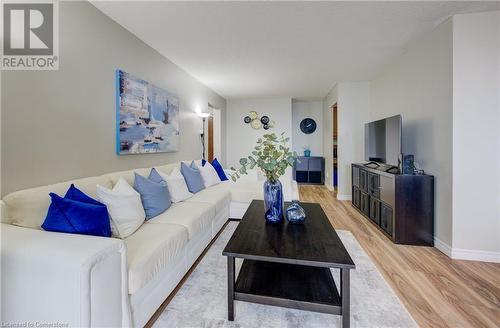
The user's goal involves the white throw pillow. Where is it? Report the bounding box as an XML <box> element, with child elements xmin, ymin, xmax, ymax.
<box><xmin>155</xmin><ymin>167</ymin><xmax>193</xmax><ymax>203</ymax></box>
<box><xmin>97</xmin><ymin>177</ymin><xmax>145</xmax><ymax>238</ymax></box>
<box><xmin>196</xmin><ymin>161</ymin><xmax>221</xmax><ymax>187</ymax></box>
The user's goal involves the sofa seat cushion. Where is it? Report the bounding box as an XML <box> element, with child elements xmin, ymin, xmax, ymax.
<box><xmin>184</xmin><ymin>187</ymin><xmax>231</xmax><ymax>212</ymax></box>
<box><xmin>124</xmin><ymin>223</ymin><xmax>188</xmax><ymax>294</ymax></box>
<box><xmin>146</xmin><ymin>202</ymin><xmax>215</xmax><ymax>240</ymax></box>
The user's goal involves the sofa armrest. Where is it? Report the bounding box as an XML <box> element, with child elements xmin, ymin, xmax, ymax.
<box><xmin>1</xmin><ymin>224</ymin><xmax>130</xmax><ymax>327</ymax></box>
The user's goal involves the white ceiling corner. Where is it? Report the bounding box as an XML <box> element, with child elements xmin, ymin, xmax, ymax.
<box><xmin>92</xmin><ymin>1</ymin><xmax>500</xmax><ymax>100</ymax></box>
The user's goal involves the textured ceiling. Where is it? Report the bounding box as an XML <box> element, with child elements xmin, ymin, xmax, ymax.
<box><xmin>92</xmin><ymin>1</ymin><xmax>500</xmax><ymax>100</ymax></box>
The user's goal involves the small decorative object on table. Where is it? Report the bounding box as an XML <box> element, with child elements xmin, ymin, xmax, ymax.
<box><xmin>231</xmin><ymin>132</ymin><xmax>297</xmax><ymax>224</ymax></box>
<box><xmin>263</xmin><ymin>179</ymin><xmax>283</xmax><ymax>223</ymax></box>
<box><xmin>286</xmin><ymin>200</ymin><xmax>306</xmax><ymax>224</ymax></box>
<box><xmin>303</xmin><ymin>146</ymin><xmax>311</xmax><ymax>157</ymax></box>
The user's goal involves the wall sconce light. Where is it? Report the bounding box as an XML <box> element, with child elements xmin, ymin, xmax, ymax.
<box><xmin>197</xmin><ymin>112</ymin><xmax>211</xmax><ymax>160</ymax></box>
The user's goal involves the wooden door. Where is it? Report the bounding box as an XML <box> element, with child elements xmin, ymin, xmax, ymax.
<box><xmin>207</xmin><ymin>116</ymin><xmax>214</xmax><ymax>162</ymax></box>
<box><xmin>332</xmin><ymin>103</ymin><xmax>338</xmax><ymax>189</ymax></box>
<box><xmin>333</xmin><ymin>104</ymin><xmax>338</xmax><ymax>138</ymax></box>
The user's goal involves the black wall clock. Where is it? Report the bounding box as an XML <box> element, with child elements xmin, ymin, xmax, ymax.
<box><xmin>300</xmin><ymin>118</ymin><xmax>317</xmax><ymax>134</ymax></box>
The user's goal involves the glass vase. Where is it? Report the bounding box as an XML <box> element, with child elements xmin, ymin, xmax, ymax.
<box><xmin>263</xmin><ymin>179</ymin><xmax>284</xmax><ymax>224</ymax></box>
<box><xmin>286</xmin><ymin>200</ymin><xmax>306</xmax><ymax>224</ymax></box>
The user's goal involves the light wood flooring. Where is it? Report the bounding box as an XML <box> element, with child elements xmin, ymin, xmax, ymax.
<box><xmin>299</xmin><ymin>185</ymin><xmax>500</xmax><ymax>328</ymax></box>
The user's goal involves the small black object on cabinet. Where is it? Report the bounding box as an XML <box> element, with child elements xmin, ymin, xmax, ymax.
<box><xmin>351</xmin><ymin>163</ymin><xmax>434</xmax><ymax>246</ymax></box>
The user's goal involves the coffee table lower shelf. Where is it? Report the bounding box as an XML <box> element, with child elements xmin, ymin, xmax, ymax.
<box><xmin>234</xmin><ymin>259</ymin><xmax>342</xmax><ymax>315</ymax></box>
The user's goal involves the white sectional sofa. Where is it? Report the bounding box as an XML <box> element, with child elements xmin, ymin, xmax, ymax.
<box><xmin>1</xmin><ymin>161</ymin><xmax>299</xmax><ymax>327</ymax></box>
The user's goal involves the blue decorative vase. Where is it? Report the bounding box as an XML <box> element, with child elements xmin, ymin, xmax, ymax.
<box><xmin>263</xmin><ymin>179</ymin><xmax>284</xmax><ymax>224</ymax></box>
<box><xmin>304</xmin><ymin>150</ymin><xmax>311</xmax><ymax>157</ymax></box>
<box><xmin>286</xmin><ymin>200</ymin><xmax>306</xmax><ymax>224</ymax></box>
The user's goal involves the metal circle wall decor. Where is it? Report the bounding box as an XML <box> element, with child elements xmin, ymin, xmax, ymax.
<box><xmin>250</xmin><ymin>119</ymin><xmax>262</xmax><ymax>130</ymax></box>
<box><xmin>243</xmin><ymin>111</ymin><xmax>275</xmax><ymax>130</ymax></box>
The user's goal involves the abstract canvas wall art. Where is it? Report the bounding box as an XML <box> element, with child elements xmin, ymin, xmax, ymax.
<box><xmin>116</xmin><ymin>69</ymin><xmax>180</xmax><ymax>155</ymax></box>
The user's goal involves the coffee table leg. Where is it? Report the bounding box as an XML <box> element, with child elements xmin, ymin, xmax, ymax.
<box><xmin>341</xmin><ymin>268</ymin><xmax>350</xmax><ymax>328</ymax></box>
<box><xmin>227</xmin><ymin>256</ymin><xmax>235</xmax><ymax>321</ymax></box>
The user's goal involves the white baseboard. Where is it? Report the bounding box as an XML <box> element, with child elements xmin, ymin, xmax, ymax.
<box><xmin>433</xmin><ymin>237</ymin><xmax>452</xmax><ymax>257</ymax></box>
<box><xmin>434</xmin><ymin>237</ymin><xmax>499</xmax><ymax>263</ymax></box>
<box><xmin>337</xmin><ymin>194</ymin><xmax>352</xmax><ymax>201</ymax></box>
<box><xmin>326</xmin><ymin>184</ymin><xmax>335</xmax><ymax>192</ymax></box>
<box><xmin>451</xmin><ymin>248</ymin><xmax>500</xmax><ymax>263</ymax></box>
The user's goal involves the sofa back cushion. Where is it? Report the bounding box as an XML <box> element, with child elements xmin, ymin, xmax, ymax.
<box><xmin>155</xmin><ymin>163</ymin><xmax>179</xmax><ymax>175</ymax></box>
<box><xmin>1</xmin><ymin>161</ymin><xmax>187</xmax><ymax>228</ymax></box>
<box><xmin>104</xmin><ymin>168</ymin><xmax>151</xmax><ymax>187</ymax></box>
<box><xmin>2</xmin><ymin>176</ymin><xmax>113</xmax><ymax>229</ymax></box>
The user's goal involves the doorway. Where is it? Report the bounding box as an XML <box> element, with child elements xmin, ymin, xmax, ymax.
<box><xmin>332</xmin><ymin>103</ymin><xmax>338</xmax><ymax>191</ymax></box>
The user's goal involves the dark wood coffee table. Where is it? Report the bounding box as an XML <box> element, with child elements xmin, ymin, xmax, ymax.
<box><xmin>222</xmin><ymin>200</ymin><xmax>355</xmax><ymax>327</ymax></box>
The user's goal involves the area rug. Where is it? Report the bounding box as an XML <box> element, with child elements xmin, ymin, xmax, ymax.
<box><xmin>153</xmin><ymin>222</ymin><xmax>417</xmax><ymax>328</ymax></box>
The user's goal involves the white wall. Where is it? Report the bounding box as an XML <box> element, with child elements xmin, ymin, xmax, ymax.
<box><xmin>226</xmin><ymin>98</ymin><xmax>292</xmax><ymax>172</ymax></box>
<box><xmin>323</xmin><ymin>86</ymin><xmax>338</xmax><ymax>190</ymax></box>
<box><xmin>370</xmin><ymin>19</ymin><xmax>453</xmax><ymax>247</ymax></box>
<box><xmin>0</xmin><ymin>69</ymin><xmax>2</xmax><ymax>197</ymax></box>
<box><xmin>321</xmin><ymin>14</ymin><xmax>499</xmax><ymax>262</ymax></box>
<box><xmin>337</xmin><ymin>82</ymin><xmax>371</xmax><ymax>199</ymax></box>
<box><xmin>323</xmin><ymin>83</ymin><xmax>370</xmax><ymax>198</ymax></box>
<box><xmin>452</xmin><ymin>11</ymin><xmax>500</xmax><ymax>261</ymax></box>
<box><xmin>1</xmin><ymin>2</ymin><xmax>226</xmax><ymax>196</ymax></box>
<box><xmin>292</xmin><ymin>100</ymin><xmax>323</xmax><ymax>156</ymax></box>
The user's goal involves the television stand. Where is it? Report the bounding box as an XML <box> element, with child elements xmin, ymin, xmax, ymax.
<box><xmin>351</xmin><ymin>163</ymin><xmax>434</xmax><ymax>246</ymax></box>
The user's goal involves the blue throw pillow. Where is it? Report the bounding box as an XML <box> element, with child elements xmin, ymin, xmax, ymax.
<box><xmin>210</xmin><ymin>158</ymin><xmax>228</xmax><ymax>181</ymax></box>
<box><xmin>65</xmin><ymin>184</ymin><xmax>104</xmax><ymax>206</ymax></box>
<box><xmin>181</xmin><ymin>162</ymin><xmax>205</xmax><ymax>193</ymax></box>
<box><xmin>149</xmin><ymin>168</ymin><xmax>165</xmax><ymax>184</ymax></box>
<box><xmin>42</xmin><ymin>191</ymin><xmax>112</xmax><ymax>237</ymax></box>
<box><xmin>134</xmin><ymin>172</ymin><xmax>171</xmax><ymax>219</ymax></box>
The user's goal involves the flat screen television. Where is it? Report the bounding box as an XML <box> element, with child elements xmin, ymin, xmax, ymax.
<box><xmin>364</xmin><ymin>115</ymin><xmax>402</xmax><ymax>167</ymax></box>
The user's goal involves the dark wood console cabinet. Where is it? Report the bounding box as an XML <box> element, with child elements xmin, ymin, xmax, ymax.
<box><xmin>351</xmin><ymin>163</ymin><xmax>434</xmax><ymax>246</ymax></box>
